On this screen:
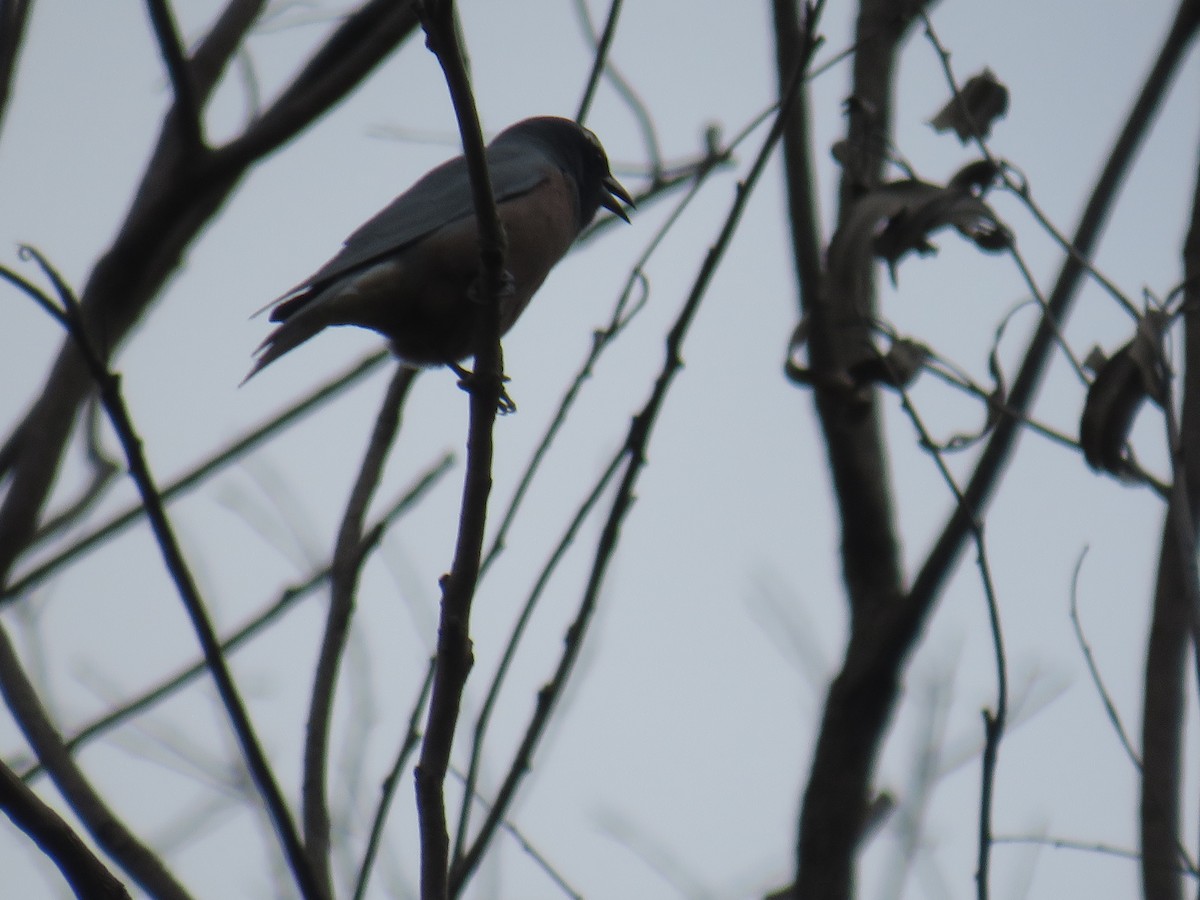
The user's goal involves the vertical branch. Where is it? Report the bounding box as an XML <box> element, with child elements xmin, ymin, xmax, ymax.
<box><xmin>412</xmin><ymin>3</ymin><xmax>507</xmax><ymax>898</ymax></box>
<box><xmin>779</xmin><ymin>1</ymin><xmax>928</xmax><ymax>896</ymax></box>
<box><xmin>771</xmin><ymin>0</ymin><xmax>823</xmax><ymax>309</ymax></box>
<box><xmin>303</xmin><ymin>366</ymin><xmax>415</xmax><ymax>896</ymax></box>
<box><xmin>1141</xmin><ymin>128</ymin><xmax>1200</xmax><ymax>900</ymax></box>
<box><xmin>353</xmin><ymin>658</ymin><xmax>436</xmax><ymax>900</ymax></box>
<box><xmin>892</xmin><ymin>387</ymin><xmax>1009</xmax><ymax>900</ymax></box>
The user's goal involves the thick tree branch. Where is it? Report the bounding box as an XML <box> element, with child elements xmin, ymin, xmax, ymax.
<box><xmin>1141</xmin><ymin>120</ymin><xmax>1200</xmax><ymax>900</ymax></box>
<box><xmin>782</xmin><ymin>2</ymin><xmax>927</xmax><ymax>896</ymax></box>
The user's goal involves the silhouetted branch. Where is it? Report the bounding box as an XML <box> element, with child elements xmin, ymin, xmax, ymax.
<box><xmin>4</xmin><ymin>351</ymin><xmax>389</xmax><ymax>603</ymax></box>
<box><xmin>451</xmin><ymin>18</ymin><xmax>822</xmax><ymax>890</ymax></box>
<box><xmin>354</xmin><ymin>657</ymin><xmax>436</xmax><ymax>900</ymax></box>
<box><xmin>0</xmin><ymin>0</ymin><xmax>419</xmax><ymax>595</ymax></box>
<box><xmin>0</xmin><ymin>0</ymin><xmax>32</xmax><ymax>144</ymax></box>
<box><xmin>572</xmin><ymin>0</ymin><xmax>661</xmax><ymax>173</ymax></box>
<box><xmin>0</xmin><ymin>759</ymin><xmax>131</xmax><ymax>899</ymax></box>
<box><xmin>17</xmin><ymin>451</ymin><xmax>453</xmax><ymax>784</ymax></box>
<box><xmin>1142</xmin><ymin>83</ymin><xmax>1200</xmax><ymax>897</ymax></box>
<box><xmin>304</xmin><ymin>365</ymin><xmax>415</xmax><ymax>895</ymax></box>
<box><xmin>574</xmin><ymin>0</ymin><xmax>623</xmax><ymax>127</ymax></box>
<box><xmin>453</xmin><ymin>446</ymin><xmax>625</xmax><ymax>865</ymax></box>
<box><xmin>413</xmin><ymin>2</ymin><xmax>507</xmax><ymax>897</ymax></box>
<box><xmin>1</xmin><ymin>248</ymin><xmax>322</xmax><ymax>899</ymax></box>
<box><xmin>784</xmin><ymin>0</ymin><xmax>925</xmax><ymax>895</ymax></box>
<box><xmin>144</xmin><ymin>0</ymin><xmax>204</xmax><ymax>151</ymax></box>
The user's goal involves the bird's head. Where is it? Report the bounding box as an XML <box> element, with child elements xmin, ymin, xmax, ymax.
<box><xmin>496</xmin><ymin>116</ymin><xmax>634</xmax><ymax>227</ymax></box>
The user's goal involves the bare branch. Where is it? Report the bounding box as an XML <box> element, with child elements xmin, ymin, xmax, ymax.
<box><xmin>412</xmin><ymin>2</ymin><xmax>508</xmax><ymax>897</ymax></box>
<box><xmin>0</xmin><ymin>0</ymin><xmax>32</xmax><ymax>144</ymax></box>
<box><xmin>1142</xmin><ymin>73</ymin><xmax>1200</xmax><ymax>898</ymax></box>
<box><xmin>17</xmin><ymin>452</ymin><xmax>454</xmax><ymax>784</ymax></box>
<box><xmin>8</xmin><ymin>248</ymin><xmax>322</xmax><ymax>899</ymax></box>
<box><xmin>4</xmin><ymin>351</ymin><xmax>389</xmax><ymax>603</ymax></box>
<box><xmin>0</xmin><ymin>758</ymin><xmax>132</xmax><ymax>899</ymax></box>
<box><xmin>144</xmin><ymin>0</ymin><xmax>204</xmax><ymax>151</ymax></box>
<box><xmin>354</xmin><ymin>658</ymin><xmax>436</xmax><ymax>900</ymax></box>
<box><xmin>574</xmin><ymin>0</ymin><xmax>623</xmax><ymax>127</ymax></box>
<box><xmin>0</xmin><ymin>0</ymin><xmax>419</xmax><ymax>593</ymax></box>
<box><xmin>304</xmin><ymin>366</ymin><xmax>415</xmax><ymax>895</ymax></box>
<box><xmin>451</xmin><ymin>17</ymin><xmax>824</xmax><ymax>890</ymax></box>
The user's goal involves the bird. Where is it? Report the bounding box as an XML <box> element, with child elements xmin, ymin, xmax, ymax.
<box><xmin>244</xmin><ymin>116</ymin><xmax>633</xmax><ymax>384</ymax></box>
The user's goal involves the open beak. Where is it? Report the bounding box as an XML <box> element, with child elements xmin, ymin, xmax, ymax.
<box><xmin>600</xmin><ymin>174</ymin><xmax>635</xmax><ymax>222</ymax></box>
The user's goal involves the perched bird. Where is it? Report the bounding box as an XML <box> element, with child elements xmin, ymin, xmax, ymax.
<box><xmin>245</xmin><ymin>116</ymin><xmax>632</xmax><ymax>383</ymax></box>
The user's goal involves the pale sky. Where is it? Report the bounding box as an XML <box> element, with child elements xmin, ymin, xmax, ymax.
<box><xmin>2</xmin><ymin>2</ymin><xmax>1199</xmax><ymax>898</ymax></box>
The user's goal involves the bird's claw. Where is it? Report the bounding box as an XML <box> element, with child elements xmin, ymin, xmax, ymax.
<box><xmin>451</xmin><ymin>363</ymin><xmax>517</xmax><ymax>414</ymax></box>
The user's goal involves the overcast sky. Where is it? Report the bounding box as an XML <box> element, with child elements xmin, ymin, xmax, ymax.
<box><xmin>2</xmin><ymin>2</ymin><xmax>1200</xmax><ymax>898</ymax></box>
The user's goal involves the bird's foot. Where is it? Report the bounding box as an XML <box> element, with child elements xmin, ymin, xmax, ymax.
<box><xmin>451</xmin><ymin>363</ymin><xmax>516</xmax><ymax>414</ymax></box>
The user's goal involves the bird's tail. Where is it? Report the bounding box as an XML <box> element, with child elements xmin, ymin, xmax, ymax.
<box><xmin>241</xmin><ymin>293</ymin><xmax>332</xmax><ymax>384</ymax></box>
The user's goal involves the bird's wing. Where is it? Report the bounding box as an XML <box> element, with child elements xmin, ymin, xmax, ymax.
<box><xmin>293</xmin><ymin>141</ymin><xmax>555</xmax><ymax>295</ymax></box>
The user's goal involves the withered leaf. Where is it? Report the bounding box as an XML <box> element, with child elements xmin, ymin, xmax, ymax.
<box><xmin>827</xmin><ymin>164</ymin><xmax>1013</xmax><ymax>295</ymax></box>
<box><xmin>848</xmin><ymin>338</ymin><xmax>931</xmax><ymax>389</ymax></box>
<box><xmin>1079</xmin><ymin>310</ymin><xmax>1171</xmax><ymax>477</ymax></box>
<box><xmin>929</xmin><ymin>68</ymin><xmax>1010</xmax><ymax>142</ymax></box>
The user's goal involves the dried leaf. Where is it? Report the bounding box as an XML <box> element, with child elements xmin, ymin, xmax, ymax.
<box><xmin>929</xmin><ymin>68</ymin><xmax>1010</xmax><ymax>142</ymax></box>
<box><xmin>848</xmin><ymin>338</ymin><xmax>931</xmax><ymax>389</ymax></box>
<box><xmin>1079</xmin><ymin>311</ymin><xmax>1170</xmax><ymax>477</ymax></box>
<box><xmin>827</xmin><ymin>172</ymin><xmax>1011</xmax><ymax>303</ymax></box>
<box><xmin>874</xmin><ymin>194</ymin><xmax>1010</xmax><ymax>282</ymax></box>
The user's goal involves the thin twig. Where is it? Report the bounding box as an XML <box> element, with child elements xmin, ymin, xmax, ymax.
<box><xmin>919</xmin><ymin>11</ymin><xmax>1142</xmax><ymax>322</ymax></box>
<box><xmin>451</xmin><ymin>13</ymin><xmax>826</xmax><ymax>890</ymax></box>
<box><xmin>906</xmin><ymin>0</ymin><xmax>1200</xmax><ymax>666</ymax></box>
<box><xmin>891</xmin><ymin>378</ymin><xmax>1007</xmax><ymax>900</ymax></box>
<box><xmin>17</xmin><ymin>452</ymin><xmax>453</xmax><ymax>784</ymax></box>
<box><xmin>480</xmin><ymin>129</ymin><xmax>736</xmax><ymax>577</ymax></box>
<box><xmin>4</xmin><ymin>248</ymin><xmax>323</xmax><ymax>900</ymax></box>
<box><xmin>4</xmin><ymin>350</ymin><xmax>390</xmax><ymax>603</ymax></box>
<box><xmin>453</xmin><ymin>445</ymin><xmax>625</xmax><ymax>864</ymax></box>
<box><xmin>1068</xmin><ymin>549</ymin><xmax>1143</xmax><ymax>769</ymax></box>
<box><xmin>353</xmin><ymin>657</ymin><xmax>437</xmax><ymax>900</ymax></box>
<box><xmin>574</xmin><ymin>0</ymin><xmax>623</xmax><ymax>127</ymax></box>
<box><xmin>144</xmin><ymin>0</ymin><xmax>204</xmax><ymax>151</ymax></box>
<box><xmin>304</xmin><ymin>366</ymin><xmax>415</xmax><ymax>894</ymax></box>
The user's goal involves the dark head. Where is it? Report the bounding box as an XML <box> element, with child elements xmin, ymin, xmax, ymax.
<box><xmin>492</xmin><ymin>116</ymin><xmax>633</xmax><ymax>228</ymax></box>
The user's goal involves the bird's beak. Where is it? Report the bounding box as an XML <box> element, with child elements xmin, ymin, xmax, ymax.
<box><xmin>601</xmin><ymin>174</ymin><xmax>635</xmax><ymax>222</ymax></box>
